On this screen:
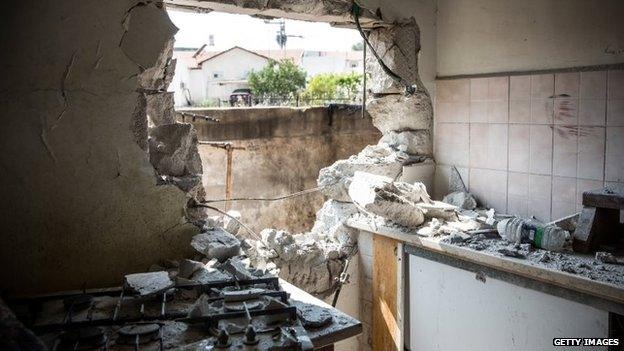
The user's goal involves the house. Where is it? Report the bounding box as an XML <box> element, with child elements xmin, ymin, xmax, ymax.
<box><xmin>170</xmin><ymin>46</ymin><xmax>271</xmax><ymax>106</ymax></box>
<box><xmin>170</xmin><ymin>46</ymin><xmax>364</xmax><ymax>106</ymax></box>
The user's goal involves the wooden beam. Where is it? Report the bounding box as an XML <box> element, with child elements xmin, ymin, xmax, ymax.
<box><xmin>373</xmin><ymin>235</ymin><xmax>400</xmax><ymax>351</ymax></box>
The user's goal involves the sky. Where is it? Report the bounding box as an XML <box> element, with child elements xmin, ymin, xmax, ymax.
<box><xmin>167</xmin><ymin>10</ymin><xmax>362</xmax><ymax>52</ymax></box>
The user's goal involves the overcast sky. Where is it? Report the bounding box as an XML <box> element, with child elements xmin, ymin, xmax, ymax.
<box><xmin>167</xmin><ymin>10</ymin><xmax>362</xmax><ymax>52</ymax></box>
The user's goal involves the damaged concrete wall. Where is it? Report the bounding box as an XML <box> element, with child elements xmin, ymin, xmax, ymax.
<box><xmin>179</xmin><ymin>106</ymin><xmax>381</xmax><ymax>233</ymax></box>
<box><xmin>0</xmin><ymin>0</ymin><xmax>200</xmax><ymax>294</ymax></box>
<box><xmin>437</xmin><ymin>0</ymin><xmax>624</xmax><ymax>76</ymax></box>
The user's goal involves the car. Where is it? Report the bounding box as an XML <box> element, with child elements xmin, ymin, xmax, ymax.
<box><xmin>229</xmin><ymin>88</ymin><xmax>253</xmax><ymax>106</ymax></box>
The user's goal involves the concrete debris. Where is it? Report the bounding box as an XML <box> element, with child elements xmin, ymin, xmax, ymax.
<box><xmin>447</xmin><ymin>231</ymin><xmax>472</xmax><ymax>244</ymax></box>
<box><xmin>188</xmin><ymin>293</ymin><xmax>211</xmax><ymax>318</ymax></box>
<box><xmin>178</xmin><ymin>259</ymin><xmax>205</xmax><ymax>279</ymax></box>
<box><xmin>147</xmin><ymin>92</ymin><xmax>176</xmax><ymax>126</ymax></box>
<box><xmin>222</xmin><ymin>256</ymin><xmax>254</xmax><ymax>281</ymax></box>
<box><xmin>296</xmin><ymin>304</ymin><xmax>333</xmax><ymax>328</ymax></box>
<box><xmin>310</xmin><ymin>200</ymin><xmax>360</xmax><ymax>254</ymax></box>
<box><xmin>348</xmin><ymin>172</ymin><xmax>428</xmax><ymax>228</ymax></box>
<box><xmin>379</xmin><ymin>130</ymin><xmax>432</xmax><ymax>156</ymax></box>
<box><xmin>448</xmin><ymin>166</ymin><xmax>468</xmax><ymax>193</ymax></box>
<box><xmin>248</xmin><ymin>228</ymin><xmax>345</xmax><ymax>298</ymax></box>
<box><xmin>137</xmin><ymin>37</ymin><xmax>176</xmax><ymax>91</ymax></box>
<box><xmin>497</xmin><ymin>248</ymin><xmax>526</xmax><ymax>259</ymax></box>
<box><xmin>190</xmin><ymin>263</ymin><xmax>230</xmax><ymax>284</ymax></box>
<box><xmin>442</xmin><ymin>191</ymin><xmax>477</xmax><ymax>210</ymax></box>
<box><xmin>149</xmin><ymin>123</ymin><xmax>202</xmax><ymax>177</ymax></box>
<box><xmin>366</xmin><ymin>93</ymin><xmax>433</xmax><ymax>134</ymax></box>
<box><xmin>595</xmin><ymin>252</ymin><xmax>623</xmax><ymax>265</ymax></box>
<box><xmin>124</xmin><ymin>271</ymin><xmax>173</xmax><ymax>296</ymax></box>
<box><xmin>548</xmin><ymin>212</ymin><xmax>580</xmax><ymax>233</ymax></box>
<box><xmin>317</xmin><ymin>144</ymin><xmax>417</xmax><ymax>202</ymax></box>
<box><xmin>191</xmin><ymin>228</ymin><xmax>241</xmax><ymax>262</ymax></box>
<box><xmin>222</xmin><ymin>288</ymin><xmax>266</xmax><ymax>302</ymax></box>
<box><xmin>131</xmin><ymin>93</ymin><xmax>148</xmax><ymax>151</ymax></box>
<box><xmin>157</xmin><ymin>175</ymin><xmax>205</xmax><ymax>201</ymax></box>
<box><xmin>223</xmin><ymin>210</ymin><xmax>242</xmax><ymax>236</ymax></box>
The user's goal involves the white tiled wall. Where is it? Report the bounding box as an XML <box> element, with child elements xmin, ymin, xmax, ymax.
<box><xmin>434</xmin><ymin>69</ymin><xmax>624</xmax><ymax>222</ymax></box>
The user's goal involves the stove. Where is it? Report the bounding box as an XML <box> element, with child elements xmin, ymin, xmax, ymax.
<box><xmin>8</xmin><ymin>276</ymin><xmax>319</xmax><ymax>350</ymax></box>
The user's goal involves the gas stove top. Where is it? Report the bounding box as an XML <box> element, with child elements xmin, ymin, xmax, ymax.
<box><xmin>9</xmin><ymin>277</ymin><xmax>319</xmax><ymax>350</ymax></box>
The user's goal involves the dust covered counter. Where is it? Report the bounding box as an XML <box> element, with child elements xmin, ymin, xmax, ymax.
<box><xmin>347</xmin><ymin>213</ymin><xmax>624</xmax><ymax>311</ymax></box>
<box><xmin>6</xmin><ymin>276</ymin><xmax>361</xmax><ymax>350</ymax></box>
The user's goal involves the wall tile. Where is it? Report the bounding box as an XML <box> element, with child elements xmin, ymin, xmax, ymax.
<box><xmin>469</xmin><ymin>168</ymin><xmax>489</xmax><ymax>206</ymax></box>
<box><xmin>507</xmin><ymin>195</ymin><xmax>529</xmax><ymax>217</ymax></box>
<box><xmin>608</xmin><ymin>70</ymin><xmax>624</xmax><ymax>100</ymax></box>
<box><xmin>488</xmin><ymin>76</ymin><xmax>509</xmax><ymax>101</ymax></box>
<box><xmin>553</xmin><ymin>125</ymin><xmax>578</xmax><ymax>177</ymax></box>
<box><xmin>488</xmin><ymin>100</ymin><xmax>509</xmax><ymax>123</ymax></box>
<box><xmin>436</xmin><ymin>101</ymin><xmax>470</xmax><ymax>123</ymax></box>
<box><xmin>605</xmin><ymin>126</ymin><xmax>624</xmax><ymax>182</ymax></box>
<box><xmin>438</xmin><ymin>79</ymin><xmax>470</xmax><ymax>102</ymax></box>
<box><xmin>510</xmin><ymin>76</ymin><xmax>531</xmax><ymax>100</ymax></box>
<box><xmin>528</xmin><ymin>174</ymin><xmax>552</xmax><ymax>222</ymax></box>
<box><xmin>531</xmin><ymin>99</ymin><xmax>554</xmax><ymax>124</ymax></box>
<box><xmin>554</xmin><ymin>98</ymin><xmax>578</xmax><ymax>125</ymax></box>
<box><xmin>488</xmin><ymin>124</ymin><xmax>508</xmax><ymax>170</ymax></box>
<box><xmin>470</xmin><ymin>78</ymin><xmax>488</xmax><ymax>101</ymax></box>
<box><xmin>470</xmin><ymin>101</ymin><xmax>488</xmax><ymax>122</ymax></box>
<box><xmin>555</xmin><ymin>72</ymin><xmax>579</xmax><ymax>98</ymax></box>
<box><xmin>552</xmin><ymin>201</ymin><xmax>576</xmax><ymax>220</ymax></box>
<box><xmin>469</xmin><ymin>123</ymin><xmax>488</xmax><ymax>168</ymax></box>
<box><xmin>552</xmin><ymin>176</ymin><xmax>577</xmax><ymax>203</ymax></box>
<box><xmin>509</xmin><ymin>100</ymin><xmax>531</xmax><ymax>124</ymax></box>
<box><xmin>577</xmin><ymin>126</ymin><xmax>605</xmax><ymax>181</ymax></box>
<box><xmin>509</xmin><ymin>124</ymin><xmax>530</xmax><ymax>172</ymax></box>
<box><xmin>580</xmin><ymin>71</ymin><xmax>607</xmax><ymax>99</ymax></box>
<box><xmin>607</xmin><ymin>99</ymin><xmax>624</xmax><ymax>126</ymax></box>
<box><xmin>508</xmin><ymin>172</ymin><xmax>529</xmax><ymax>197</ymax></box>
<box><xmin>433</xmin><ymin>165</ymin><xmax>470</xmax><ymax>200</ymax></box>
<box><xmin>529</xmin><ymin>125</ymin><xmax>553</xmax><ymax>175</ymax></box>
<box><xmin>579</xmin><ymin>99</ymin><xmax>606</xmax><ymax>126</ymax></box>
<box><xmin>531</xmin><ymin>74</ymin><xmax>554</xmax><ymax>99</ymax></box>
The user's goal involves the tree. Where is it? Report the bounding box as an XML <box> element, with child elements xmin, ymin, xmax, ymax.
<box><xmin>248</xmin><ymin>59</ymin><xmax>307</xmax><ymax>98</ymax></box>
<box><xmin>302</xmin><ymin>72</ymin><xmax>362</xmax><ymax>103</ymax></box>
<box><xmin>351</xmin><ymin>41</ymin><xmax>364</xmax><ymax>51</ymax></box>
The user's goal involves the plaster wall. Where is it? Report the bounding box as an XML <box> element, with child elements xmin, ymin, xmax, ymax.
<box><xmin>436</xmin><ymin>0</ymin><xmax>624</xmax><ymax>77</ymax></box>
<box><xmin>0</xmin><ymin>0</ymin><xmax>198</xmax><ymax>294</ymax></box>
<box><xmin>178</xmin><ymin>106</ymin><xmax>381</xmax><ymax>233</ymax></box>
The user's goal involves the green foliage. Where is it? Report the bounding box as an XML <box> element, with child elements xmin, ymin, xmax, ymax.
<box><xmin>302</xmin><ymin>72</ymin><xmax>362</xmax><ymax>102</ymax></box>
<box><xmin>248</xmin><ymin>59</ymin><xmax>307</xmax><ymax>98</ymax></box>
<box><xmin>351</xmin><ymin>41</ymin><xmax>364</xmax><ymax>51</ymax></box>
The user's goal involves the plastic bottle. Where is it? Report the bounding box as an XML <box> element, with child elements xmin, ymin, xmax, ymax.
<box><xmin>496</xmin><ymin>218</ymin><xmax>569</xmax><ymax>252</ymax></box>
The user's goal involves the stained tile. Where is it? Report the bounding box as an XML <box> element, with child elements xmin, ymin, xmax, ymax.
<box><xmin>528</xmin><ymin>174</ymin><xmax>552</xmax><ymax>222</ymax></box>
<box><xmin>555</xmin><ymin>72</ymin><xmax>579</xmax><ymax>98</ymax></box>
<box><xmin>552</xmin><ymin>176</ymin><xmax>577</xmax><ymax>203</ymax></box>
<box><xmin>507</xmin><ymin>195</ymin><xmax>529</xmax><ymax>217</ymax></box>
<box><xmin>553</xmin><ymin>125</ymin><xmax>578</xmax><ymax>177</ymax></box>
<box><xmin>554</xmin><ymin>99</ymin><xmax>578</xmax><ymax>125</ymax></box>
<box><xmin>508</xmin><ymin>172</ymin><xmax>529</xmax><ymax>197</ymax></box>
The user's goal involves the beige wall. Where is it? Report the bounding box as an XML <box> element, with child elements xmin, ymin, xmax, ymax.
<box><xmin>180</xmin><ymin>106</ymin><xmax>381</xmax><ymax>233</ymax></box>
<box><xmin>0</xmin><ymin>1</ymin><xmax>198</xmax><ymax>294</ymax></box>
<box><xmin>433</xmin><ymin>70</ymin><xmax>624</xmax><ymax>222</ymax></box>
<box><xmin>437</xmin><ymin>0</ymin><xmax>624</xmax><ymax>76</ymax></box>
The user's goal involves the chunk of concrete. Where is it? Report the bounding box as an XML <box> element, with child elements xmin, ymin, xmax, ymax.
<box><xmin>311</xmin><ymin>200</ymin><xmax>359</xmax><ymax>249</ymax></box>
<box><xmin>379</xmin><ymin>130</ymin><xmax>432</xmax><ymax>156</ymax></box>
<box><xmin>146</xmin><ymin>92</ymin><xmax>176</xmax><ymax>126</ymax></box>
<box><xmin>124</xmin><ymin>271</ymin><xmax>173</xmax><ymax>296</ymax></box>
<box><xmin>223</xmin><ymin>210</ymin><xmax>242</xmax><ymax>235</ymax></box>
<box><xmin>157</xmin><ymin>175</ymin><xmax>205</xmax><ymax>201</ymax></box>
<box><xmin>348</xmin><ymin>172</ymin><xmax>426</xmax><ymax>227</ymax></box>
<box><xmin>149</xmin><ymin>123</ymin><xmax>202</xmax><ymax>177</ymax></box>
<box><xmin>178</xmin><ymin>259</ymin><xmax>205</xmax><ymax>279</ymax></box>
<box><xmin>222</xmin><ymin>257</ymin><xmax>254</xmax><ymax>281</ymax></box>
<box><xmin>443</xmin><ymin>191</ymin><xmax>477</xmax><ymax>210</ymax></box>
<box><xmin>366</xmin><ymin>92</ymin><xmax>433</xmax><ymax>134</ymax></box>
<box><xmin>317</xmin><ymin>144</ymin><xmax>408</xmax><ymax>202</ymax></box>
<box><xmin>191</xmin><ymin>228</ymin><xmax>241</xmax><ymax>262</ymax></box>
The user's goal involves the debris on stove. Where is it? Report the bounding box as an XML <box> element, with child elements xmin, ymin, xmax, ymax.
<box><xmin>178</xmin><ymin>259</ymin><xmax>205</xmax><ymax>279</ymax></box>
<box><xmin>117</xmin><ymin>323</ymin><xmax>161</xmax><ymax>345</ymax></box>
<box><xmin>222</xmin><ymin>256</ymin><xmax>255</xmax><ymax>281</ymax></box>
<box><xmin>442</xmin><ymin>191</ymin><xmax>477</xmax><ymax>210</ymax></box>
<box><xmin>296</xmin><ymin>304</ymin><xmax>333</xmax><ymax>328</ymax></box>
<box><xmin>58</xmin><ymin>326</ymin><xmax>107</xmax><ymax>349</ymax></box>
<box><xmin>0</xmin><ymin>297</ymin><xmax>47</xmax><ymax>351</ymax></box>
<box><xmin>497</xmin><ymin>247</ymin><xmax>526</xmax><ymax>259</ymax></box>
<box><xmin>191</xmin><ymin>228</ymin><xmax>241</xmax><ymax>262</ymax></box>
<box><xmin>595</xmin><ymin>251</ymin><xmax>623</xmax><ymax>265</ymax></box>
<box><xmin>124</xmin><ymin>271</ymin><xmax>174</xmax><ymax>296</ymax></box>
